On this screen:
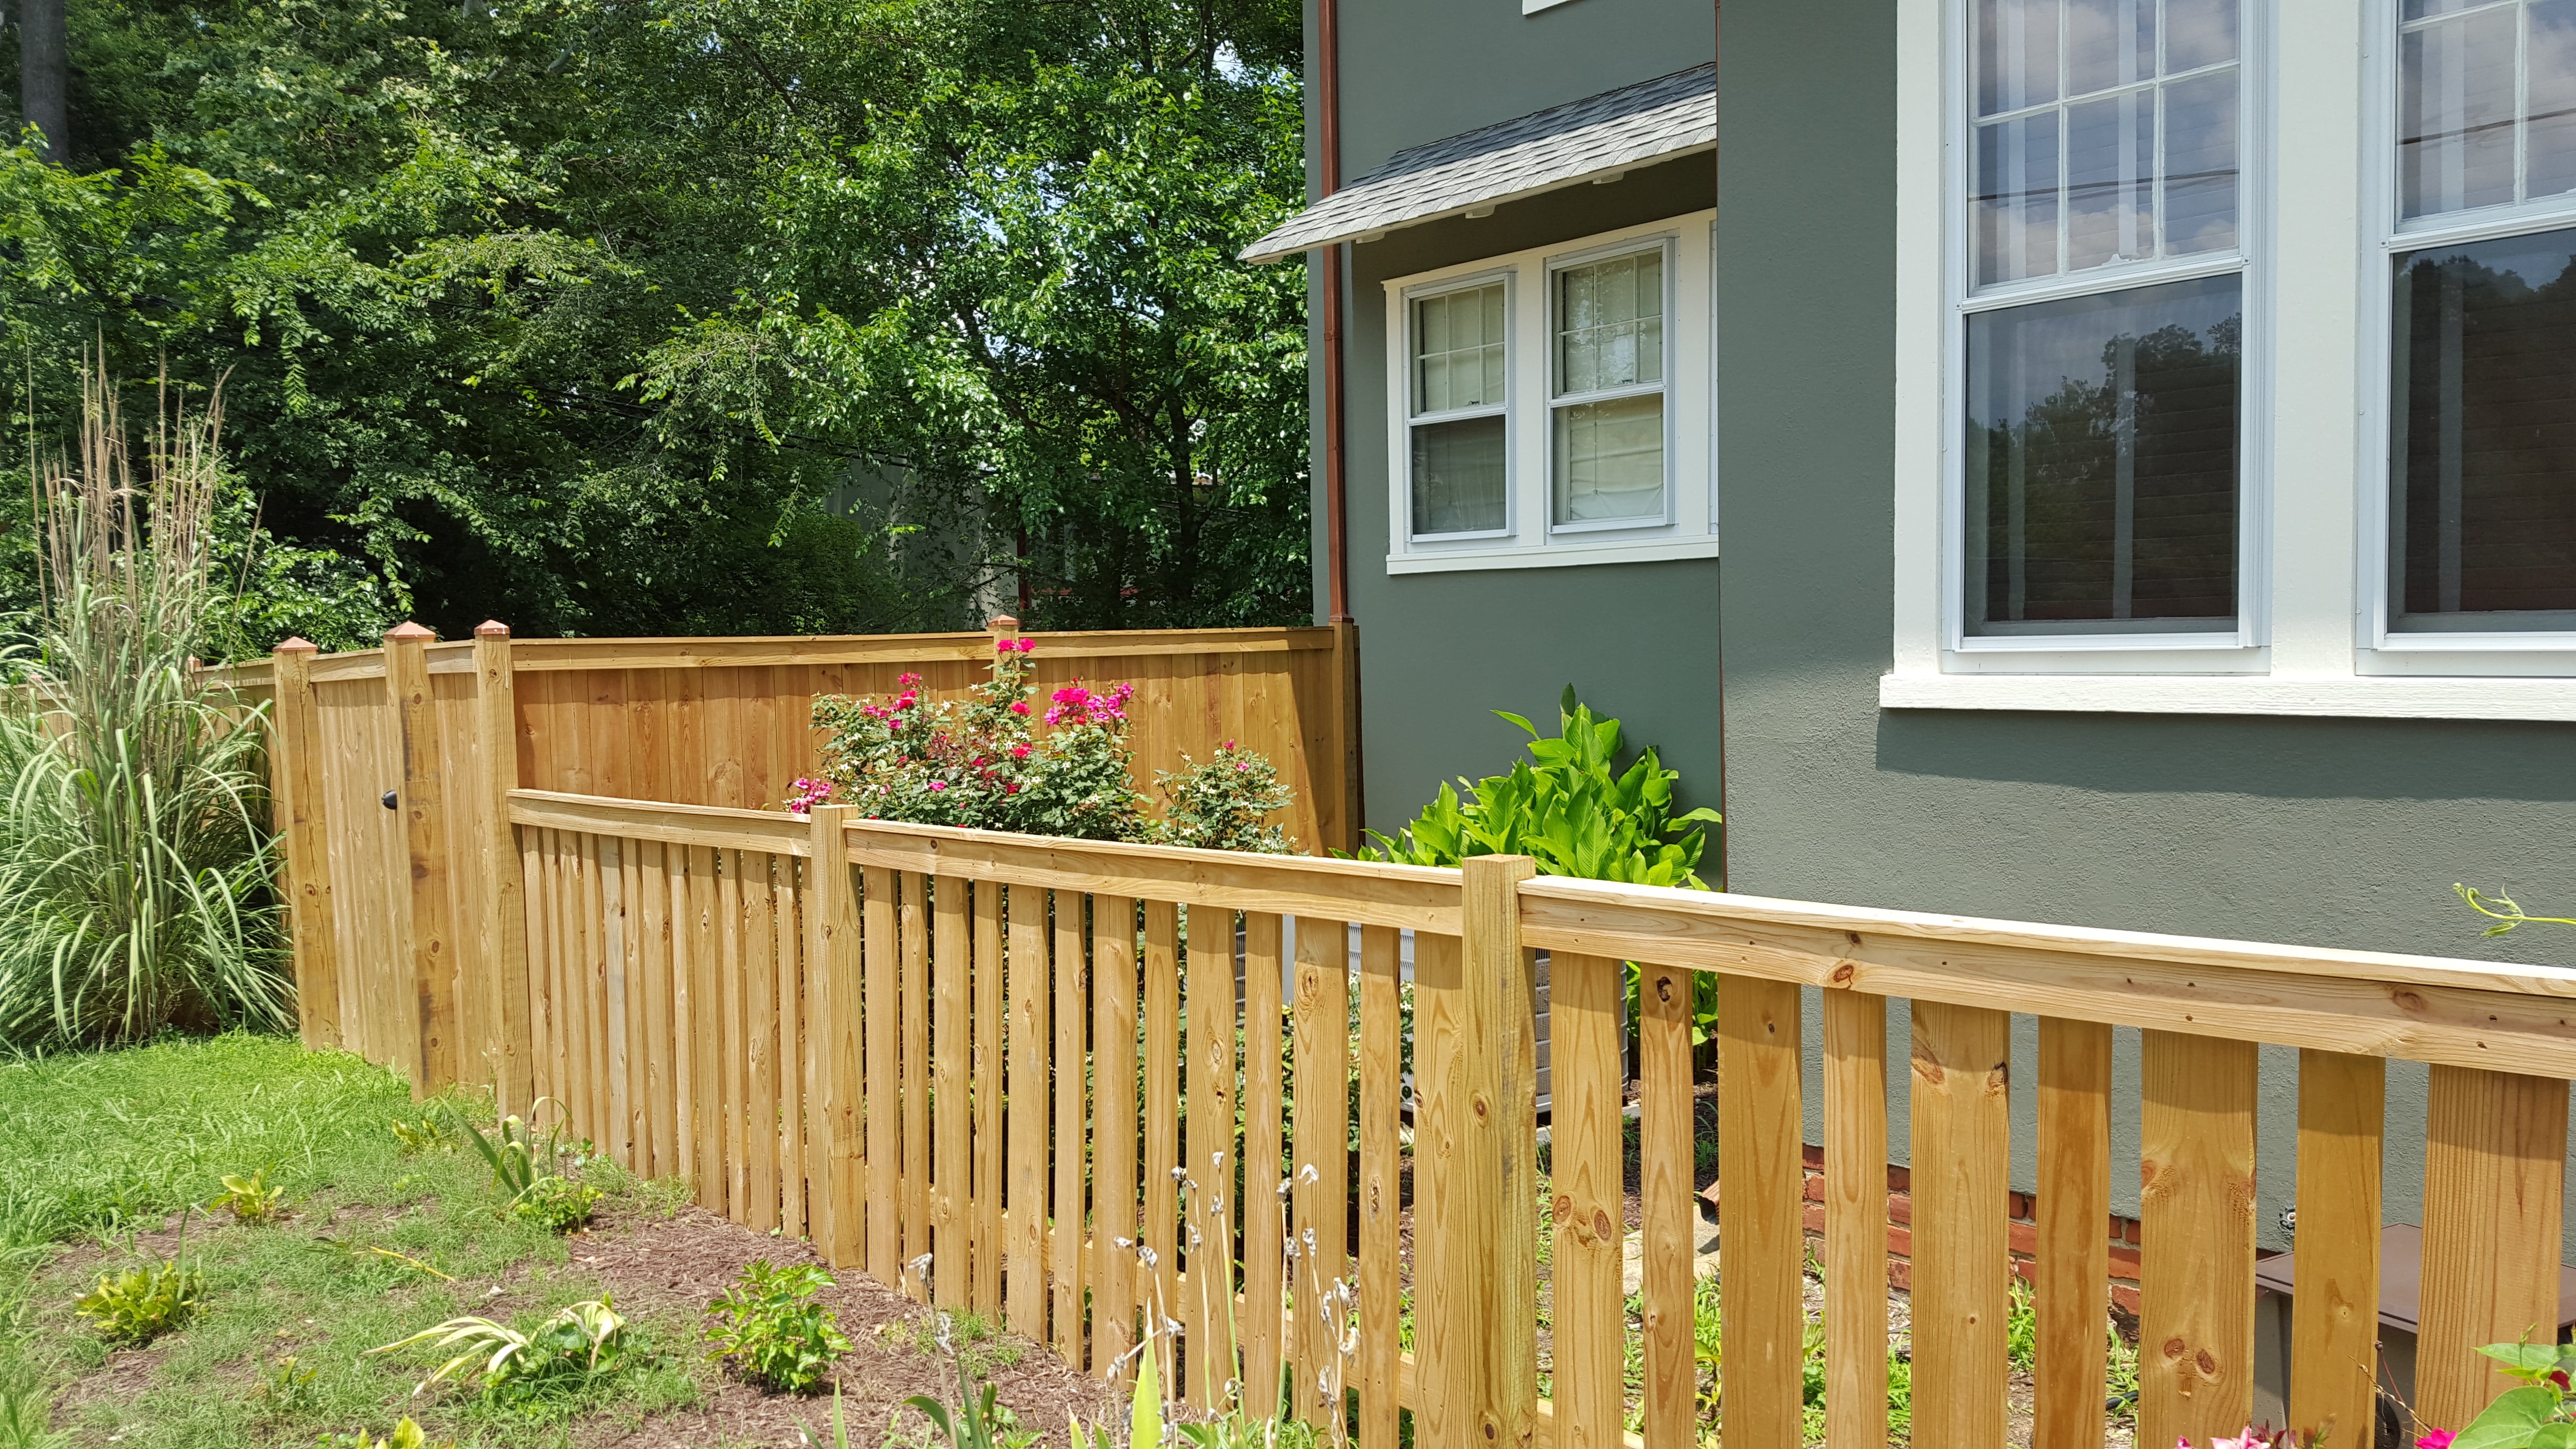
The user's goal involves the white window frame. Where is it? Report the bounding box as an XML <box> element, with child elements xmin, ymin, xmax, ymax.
<box><xmin>1384</xmin><ymin>211</ymin><xmax>1720</xmax><ymax>575</ymax></box>
<box><xmin>1545</xmin><ymin>235</ymin><xmax>1680</xmax><ymax>536</ymax></box>
<box><xmin>1942</xmin><ymin>0</ymin><xmax>2272</xmax><ymax>673</ymax></box>
<box><xmin>2357</xmin><ymin>0</ymin><xmax>2576</xmax><ymax>677</ymax></box>
<box><xmin>1887</xmin><ymin>0</ymin><xmax>2576</xmax><ymax>719</ymax></box>
<box><xmin>1401</xmin><ymin>269</ymin><xmax>1520</xmax><ymax>546</ymax></box>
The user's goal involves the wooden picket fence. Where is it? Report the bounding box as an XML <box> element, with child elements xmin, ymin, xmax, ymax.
<box><xmin>488</xmin><ymin>787</ymin><xmax>2576</xmax><ymax>1449</ymax></box>
<box><xmin>222</xmin><ymin>618</ymin><xmax>1360</xmax><ymax>1108</ymax></box>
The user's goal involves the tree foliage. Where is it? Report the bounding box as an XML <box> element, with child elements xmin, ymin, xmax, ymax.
<box><xmin>0</xmin><ymin>0</ymin><xmax>1309</xmax><ymax>649</ymax></box>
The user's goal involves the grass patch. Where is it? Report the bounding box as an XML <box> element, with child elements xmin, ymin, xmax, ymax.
<box><xmin>0</xmin><ymin>1033</ymin><xmax>705</xmax><ymax>1448</ymax></box>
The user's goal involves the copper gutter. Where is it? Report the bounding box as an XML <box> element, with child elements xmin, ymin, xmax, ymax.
<box><xmin>1319</xmin><ymin>0</ymin><xmax>1350</xmax><ymax>624</ymax></box>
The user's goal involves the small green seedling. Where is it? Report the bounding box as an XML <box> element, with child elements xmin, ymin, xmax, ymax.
<box><xmin>209</xmin><ymin>1168</ymin><xmax>284</xmax><ymax>1224</ymax></box>
<box><xmin>390</xmin><ymin>1115</ymin><xmax>453</xmax><ymax>1156</ymax></box>
<box><xmin>707</xmin><ymin>1259</ymin><xmax>849</xmax><ymax>1393</ymax></box>
<box><xmin>258</xmin><ymin>1353</ymin><xmax>322</xmax><ymax>1416</ymax></box>
<box><xmin>368</xmin><ymin>1297</ymin><xmax>628</xmax><ymax>1402</ymax></box>
<box><xmin>74</xmin><ymin>1258</ymin><xmax>205</xmax><ymax>1344</ymax></box>
<box><xmin>315</xmin><ymin>1417</ymin><xmax>452</xmax><ymax>1449</ymax></box>
<box><xmin>508</xmin><ymin>1175</ymin><xmax>601</xmax><ymax>1234</ymax></box>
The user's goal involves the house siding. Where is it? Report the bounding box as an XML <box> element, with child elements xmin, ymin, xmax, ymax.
<box><xmin>1305</xmin><ymin>0</ymin><xmax>2576</xmax><ymax>1249</ymax></box>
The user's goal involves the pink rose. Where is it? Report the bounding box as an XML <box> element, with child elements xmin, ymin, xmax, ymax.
<box><xmin>1010</xmin><ymin>701</ymin><xmax>1029</xmax><ymax>715</ymax></box>
<box><xmin>2417</xmin><ymin>1433</ymin><xmax>2456</xmax><ymax>1449</ymax></box>
<box><xmin>1011</xmin><ymin>744</ymin><xmax>1030</xmax><ymax>758</ymax></box>
<box><xmin>927</xmin><ymin>780</ymin><xmax>947</xmax><ymax>791</ymax></box>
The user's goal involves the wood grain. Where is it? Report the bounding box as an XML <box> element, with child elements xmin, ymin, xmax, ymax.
<box><xmin>901</xmin><ymin>872</ymin><xmax>933</xmax><ymax>1297</ymax></box>
<box><xmin>1186</xmin><ymin>905</ymin><xmax>1238</xmax><ymax>1409</ymax></box>
<box><xmin>2138</xmin><ymin>1031</ymin><xmax>2258</xmax><ymax>1449</ymax></box>
<box><xmin>1549</xmin><ymin>952</ymin><xmax>1625</xmax><ymax>1449</ymax></box>
<box><xmin>2417</xmin><ymin>1064</ymin><xmax>2569</xmax><ymax>1431</ymax></box>
<box><xmin>1822</xmin><ymin>988</ymin><xmax>1890</xmax><ymax>1449</ymax></box>
<box><xmin>933</xmin><ymin>876</ymin><xmax>970</xmax><ymax>1308</ymax></box>
<box><xmin>1244</xmin><ymin>912</ymin><xmax>1288</xmax><ymax>1416</ymax></box>
<box><xmin>1718</xmin><ymin>972</ymin><xmax>1803</xmax><ymax>1449</ymax></box>
<box><xmin>744</xmin><ymin>852</ymin><xmax>780</xmax><ymax>1234</ymax></box>
<box><xmin>865</xmin><ymin>863</ymin><xmax>901</xmax><ymax>1286</ymax></box>
<box><xmin>1291</xmin><ymin>913</ymin><xmax>1352</xmax><ymax>1430</ymax></box>
<box><xmin>973</xmin><ymin>883</ymin><xmax>1005</xmax><ymax>1314</ymax></box>
<box><xmin>809</xmin><ymin>807</ymin><xmax>864</xmax><ymax>1268</ymax></box>
<box><xmin>1052</xmin><ymin>890</ymin><xmax>1087</xmax><ymax>1365</ymax></box>
<box><xmin>1093</xmin><ymin>895</ymin><xmax>1141</xmax><ymax>1380</ymax></box>
<box><xmin>1143</xmin><ymin>899</ymin><xmax>1183</xmax><ymax>1343</ymax></box>
<box><xmin>1008</xmin><ymin>883</ymin><xmax>1050</xmax><ymax>1336</ymax></box>
<box><xmin>2291</xmin><ymin>1050</ymin><xmax>2382</xmax><ymax>1449</ymax></box>
<box><xmin>389</xmin><ymin>625</ymin><xmax>456</xmax><ymax>1095</ymax></box>
<box><xmin>1909</xmin><ymin>1001</ymin><xmax>2010</xmax><ymax>1449</ymax></box>
<box><xmin>472</xmin><ymin>625</ymin><xmax>532</xmax><ymax>1112</ymax></box>
<box><xmin>2035</xmin><ymin>1016</ymin><xmax>2111</xmax><ymax>1449</ymax></box>
<box><xmin>1638</xmin><ymin>961</ymin><xmax>1695</xmax><ymax>1449</ymax></box>
<box><xmin>270</xmin><ymin>641</ymin><xmax>341</xmax><ymax>1049</ymax></box>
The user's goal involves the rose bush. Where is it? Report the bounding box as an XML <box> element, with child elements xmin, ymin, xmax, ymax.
<box><xmin>808</xmin><ymin>640</ymin><xmax>1294</xmax><ymax>852</ymax></box>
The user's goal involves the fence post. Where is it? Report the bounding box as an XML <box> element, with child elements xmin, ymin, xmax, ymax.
<box><xmin>387</xmin><ymin>622</ymin><xmax>455</xmax><ymax>1097</ymax></box>
<box><xmin>474</xmin><ymin>622</ymin><xmax>534</xmax><ymax>1116</ymax></box>
<box><xmin>1420</xmin><ymin>854</ymin><xmax>1539</xmax><ymax>1449</ymax></box>
<box><xmin>807</xmin><ymin>802</ymin><xmax>864</xmax><ymax>1270</ymax></box>
<box><xmin>271</xmin><ymin>638</ymin><xmax>340</xmax><ymax>1049</ymax></box>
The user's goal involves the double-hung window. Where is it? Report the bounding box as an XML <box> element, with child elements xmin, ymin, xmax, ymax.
<box><xmin>1960</xmin><ymin>0</ymin><xmax>2250</xmax><ymax>653</ymax></box>
<box><xmin>1385</xmin><ymin>214</ymin><xmax>1717</xmax><ymax>574</ymax></box>
<box><xmin>2376</xmin><ymin>0</ymin><xmax>2576</xmax><ymax>657</ymax></box>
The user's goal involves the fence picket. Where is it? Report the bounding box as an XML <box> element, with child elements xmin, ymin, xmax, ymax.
<box><xmin>1291</xmin><ymin>914</ymin><xmax>1352</xmax><ymax>1429</ymax></box>
<box><xmin>2139</xmin><ymin>1031</ymin><xmax>2258</xmax><ymax>1449</ymax></box>
<box><xmin>1143</xmin><ymin>900</ymin><xmax>1183</xmax><ymax>1358</ymax></box>
<box><xmin>1093</xmin><ymin>895</ymin><xmax>1141</xmax><ymax>1380</ymax></box>
<box><xmin>974</xmin><ymin>884</ymin><xmax>1006</xmax><ymax>1314</ymax></box>
<box><xmin>1551</xmin><ymin>951</ymin><xmax>1625</xmax><ymax>1449</ymax></box>
<box><xmin>2035</xmin><ymin>1016</ymin><xmax>2111</xmax><ymax>1449</ymax></box>
<box><xmin>689</xmin><ymin>844</ymin><xmax>723</xmax><ymax>1212</ymax></box>
<box><xmin>1719</xmin><ymin>972</ymin><xmax>1803</xmax><ymax>1449</ymax></box>
<box><xmin>1822</xmin><ymin>988</ymin><xmax>1889</xmax><ymax>1449</ymax></box>
<box><xmin>780</xmin><ymin>859</ymin><xmax>809</xmax><ymax>1238</ymax></box>
<box><xmin>2418</xmin><ymin>1065</ymin><xmax>2569</xmax><ymax>1431</ymax></box>
<box><xmin>934</xmin><ymin>876</ymin><xmax>970</xmax><ymax>1308</ymax></box>
<box><xmin>743</xmin><ymin>854</ymin><xmax>780</xmax><ymax>1234</ymax></box>
<box><xmin>1052</xmin><ymin>890</ymin><xmax>1087</xmax><ymax>1364</ymax></box>
<box><xmin>866</xmin><ymin>863</ymin><xmax>902</xmax><ymax>1286</ymax></box>
<box><xmin>1009</xmin><ymin>882</ymin><xmax>1050</xmax><ymax>1337</ymax></box>
<box><xmin>1638</xmin><ymin>962</ymin><xmax>1695</xmax><ymax>1449</ymax></box>
<box><xmin>2292</xmin><ymin>1049</ymin><xmax>2383</xmax><ymax>1449</ymax></box>
<box><xmin>1910</xmin><ymin>1001</ymin><xmax>2010</xmax><ymax>1449</ymax></box>
<box><xmin>901</xmin><ymin>872</ymin><xmax>933</xmax><ymax>1297</ymax></box>
<box><xmin>1186</xmin><ymin>906</ymin><xmax>1239</xmax><ymax>1409</ymax></box>
<box><xmin>640</xmin><ymin>838</ymin><xmax>676</xmax><ymax>1178</ymax></box>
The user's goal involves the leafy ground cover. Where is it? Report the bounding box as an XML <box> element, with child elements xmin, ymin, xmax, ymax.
<box><xmin>0</xmin><ymin>1034</ymin><xmax>1108</xmax><ymax>1449</ymax></box>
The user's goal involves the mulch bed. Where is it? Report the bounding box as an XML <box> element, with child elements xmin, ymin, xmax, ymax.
<box><xmin>564</xmin><ymin>1198</ymin><xmax>1118</xmax><ymax>1448</ymax></box>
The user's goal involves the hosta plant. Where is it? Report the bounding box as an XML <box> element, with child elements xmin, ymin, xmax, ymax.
<box><xmin>209</xmin><ymin>1168</ymin><xmax>283</xmax><ymax>1224</ymax></box>
<box><xmin>74</xmin><ymin>1258</ymin><xmax>205</xmax><ymax>1344</ymax></box>
<box><xmin>367</xmin><ymin>1298</ymin><xmax>628</xmax><ymax>1402</ymax></box>
<box><xmin>706</xmin><ymin>1259</ymin><xmax>849</xmax><ymax>1393</ymax></box>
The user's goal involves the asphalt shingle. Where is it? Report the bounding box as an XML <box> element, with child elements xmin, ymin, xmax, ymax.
<box><xmin>1239</xmin><ymin>64</ymin><xmax>1716</xmax><ymax>264</ymax></box>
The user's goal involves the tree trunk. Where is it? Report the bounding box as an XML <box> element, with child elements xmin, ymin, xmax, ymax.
<box><xmin>18</xmin><ymin>0</ymin><xmax>67</xmax><ymax>162</ymax></box>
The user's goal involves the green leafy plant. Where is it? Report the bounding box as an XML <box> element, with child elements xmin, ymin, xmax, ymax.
<box><xmin>1153</xmin><ymin>740</ymin><xmax>1294</xmax><ymax>853</ymax></box>
<box><xmin>2392</xmin><ymin>1338</ymin><xmax>2576</xmax><ymax>1449</ymax></box>
<box><xmin>209</xmin><ymin>1167</ymin><xmax>284</xmax><ymax>1224</ymax></box>
<box><xmin>509</xmin><ymin>1175</ymin><xmax>601</xmax><ymax>1233</ymax></box>
<box><xmin>706</xmin><ymin>1259</ymin><xmax>850</xmax><ymax>1393</ymax></box>
<box><xmin>366</xmin><ymin>1297</ymin><xmax>629</xmax><ymax>1402</ymax></box>
<box><xmin>389</xmin><ymin>1115</ymin><xmax>453</xmax><ymax>1156</ymax></box>
<box><xmin>258</xmin><ymin>1353</ymin><xmax>322</xmax><ymax>1416</ymax></box>
<box><xmin>899</xmin><ymin>1365</ymin><xmax>1039</xmax><ymax>1449</ymax></box>
<box><xmin>74</xmin><ymin>1256</ymin><xmax>206</xmax><ymax>1344</ymax></box>
<box><xmin>2006</xmin><ymin>1275</ymin><xmax>2038</xmax><ymax>1370</ymax></box>
<box><xmin>0</xmin><ymin>1385</ymin><xmax>66</xmax><ymax>1449</ymax></box>
<box><xmin>1355</xmin><ymin>687</ymin><xmax>1723</xmax><ymax>1039</ymax></box>
<box><xmin>313</xmin><ymin>1417</ymin><xmax>453</xmax><ymax>1449</ymax></box>
<box><xmin>0</xmin><ymin>360</ymin><xmax>287</xmax><ymax>1049</ymax></box>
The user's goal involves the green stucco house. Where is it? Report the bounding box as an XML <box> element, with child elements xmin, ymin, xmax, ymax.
<box><xmin>1246</xmin><ymin>0</ymin><xmax>2576</xmax><ymax>1273</ymax></box>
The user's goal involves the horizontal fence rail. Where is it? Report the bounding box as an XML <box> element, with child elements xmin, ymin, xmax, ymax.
<box><xmin>493</xmin><ymin>789</ymin><xmax>2576</xmax><ymax>1449</ymax></box>
<box><xmin>251</xmin><ymin>619</ymin><xmax>1361</xmax><ymax>1111</ymax></box>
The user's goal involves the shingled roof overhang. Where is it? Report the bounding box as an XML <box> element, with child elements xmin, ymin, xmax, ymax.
<box><xmin>1239</xmin><ymin>64</ymin><xmax>1716</xmax><ymax>265</ymax></box>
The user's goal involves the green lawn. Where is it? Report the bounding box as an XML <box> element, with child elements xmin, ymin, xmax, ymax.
<box><xmin>0</xmin><ymin>1034</ymin><xmax>703</xmax><ymax>1449</ymax></box>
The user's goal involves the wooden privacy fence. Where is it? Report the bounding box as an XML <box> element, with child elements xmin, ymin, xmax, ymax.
<box><xmin>506</xmin><ymin>787</ymin><xmax>2576</xmax><ymax>1449</ymax></box>
<box><xmin>234</xmin><ymin>618</ymin><xmax>1358</xmax><ymax>1106</ymax></box>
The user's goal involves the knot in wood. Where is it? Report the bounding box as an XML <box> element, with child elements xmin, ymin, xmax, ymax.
<box><xmin>1552</xmin><ymin>1193</ymin><xmax>1573</xmax><ymax>1224</ymax></box>
<box><xmin>1828</xmin><ymin>962</ymin><xmax>1858</xmax><ymax>987</ymax></box>
<box><xmin>1655</xmin><ymin>976</ymin><xmax>1675</xmax><ymax>1004</ymax></box>
<box><xmin>1595</xmin><ymin>1208</ymin><xmax>1614</xmax><ymax>1240</ymax></box>
<box><xmin>2161</xmin><ymin>1336</ymin><xmax>2188</xmax><ymax>1362</ymax></box>
<box><xmin>1470</xmin><ymin>1092</ymin><xmax>1490</xmax><ymax>1123</ymax></box>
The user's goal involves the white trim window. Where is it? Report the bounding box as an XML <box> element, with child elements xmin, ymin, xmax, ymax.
<box><xmin>1957</xmin><ymin>0</ymin><xmax>2254</xmax><ymax>660</ymax></box>
<box><xmin>2365</xmin><ymin>0</ymin><xmax>2576</xmax><ymax>674</ymax></box>
<box><xmin>1384</xmin><ymin>213</ymin><xmax>1717</xmax><ymax>574</ymax></box>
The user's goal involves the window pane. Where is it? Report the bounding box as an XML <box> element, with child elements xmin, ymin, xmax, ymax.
<box><xmin>1553</xmin><ymin>394</ymin><xmax>1666</xmax><ymax>524</ymax></box>
<box><xmin>1977</xmin><ymin>113</ymin><xmax>2062</xmax><ymax>285</ymax></box>
<box><xmin>2068</xmin><ymin>90</ymin><xmax>2155</xmax><ymax>269</ymax></box>
<box><xmin>2166</xmin><ymin>0</ymin><xmax>2239</xmax><ymax>71</ymax></box>
<box><xmin>1414</xmin><ymin>284</ymin><xmax>1507</xmax><ymax>416</ymax></box>
<box><xmin>1978</xmin><ymin>0</ymin><xmax>2060</xmax><ymax>115</ymax></box>
<box><xmin>2530</xmin><ymin>0</ymin><xmax>2576</xmax><ymax>200</ymax></box>
<box><xmin>2163</xmin><ymin>69</ymin><xmax>2240</xmax><ymax>255</ymax></box>
<box><xmin>2067</xmin><ymin>0</ymin><xmax>2154</xmax><ymax>99</ymax></box>
<box><xmin>2401</xmin><ymin>8</ymin><xmax>2521</xmax><ymax>219</ymax></box>
<box><xmin>1555</xmin><ymin>252</ymin><xmax>1664</xmax><ymax>396</ymax></box>
<box><xmin>1965</xmin><ymin>274</ymin><xmax>2243</xmax><ymax>635</ymax></box>
<box><xmin>2389</xmin><ymin>228</ymin><xmax>2576</xmax><ymax>628</ymax></box>
<box><xmin>1411</xmin><ymin>416</ymin><xmax>1508</xmax><ymax>535</ymax></box>
<box><xmin>1971</xmin><ymin>2</ymin><xmax>2238</xmax><ymax>289</ymax></box>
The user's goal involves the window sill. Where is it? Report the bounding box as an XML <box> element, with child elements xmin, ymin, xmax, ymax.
<box><xmin>1878</xmin><ymin>671</ymin><xmax>2576</xmax><ymax>721</ymax></box>
<box><xmin>1386</xmin><ymin>535</ymin><xmax>1721</xmax><ymax>575</ymax></box>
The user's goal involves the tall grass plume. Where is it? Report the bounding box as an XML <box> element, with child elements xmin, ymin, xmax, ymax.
<box><xmin>0</xmin><ymin>358</ymin><xmax>287</xmax><ymax>1047</ymax></box>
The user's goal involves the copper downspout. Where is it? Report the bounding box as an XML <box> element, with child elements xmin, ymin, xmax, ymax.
<box><xmin>1319</xmin><ymin>0</ymin><xmax>1351</xmax><ymax>624</ymax></box>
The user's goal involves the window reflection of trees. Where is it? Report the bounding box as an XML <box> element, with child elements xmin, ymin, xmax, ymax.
<box><xmin>1971</xmin><ymin>308</ymin><xmax>2241</xmax><ymax>633</ymax></box>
